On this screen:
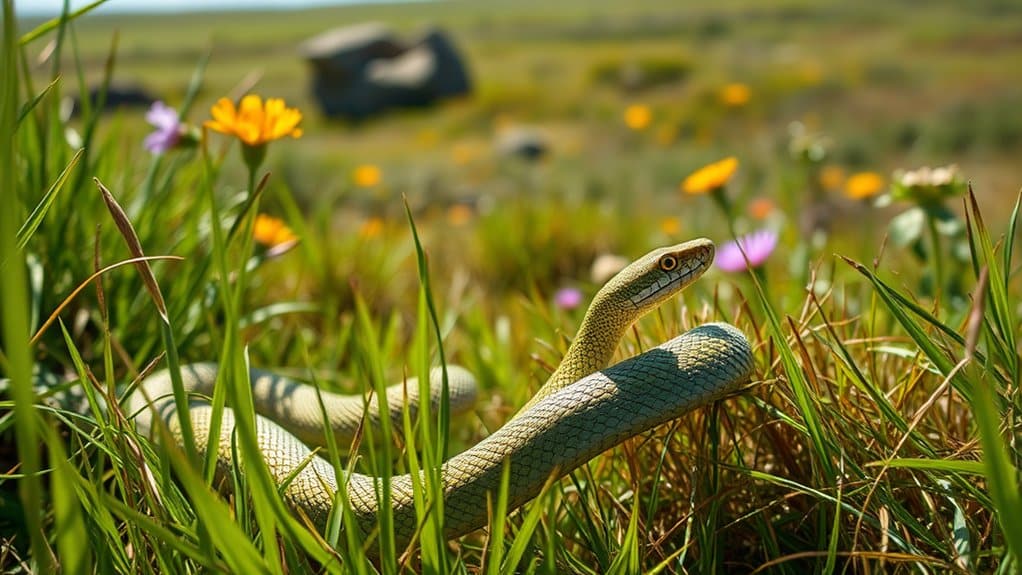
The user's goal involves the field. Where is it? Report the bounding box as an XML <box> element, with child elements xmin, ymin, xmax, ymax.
<box><xmin>2</xmin><ymin>0</ymin><xmax>1022</xmax><ymax>572</ymax></box>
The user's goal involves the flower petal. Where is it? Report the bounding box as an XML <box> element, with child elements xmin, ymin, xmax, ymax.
<box><xmin>715</xmin><ymin>229</ymin><xmax>778</xmax><ymax>272</ymax></box>
<box><xmin>206</xmin><ymin>94</ymin><xmax>303</xmax><ymax>146</ymax></box>
<box><xmin>209</xmin><ymin>98</ymin><xmax>237</xmax><ymax>125</ymax></box>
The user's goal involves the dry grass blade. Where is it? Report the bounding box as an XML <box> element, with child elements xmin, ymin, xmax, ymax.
<box><xmin>30</xmin><ymin>255</ymin><xmax>184</xmax><ymax>345</ymax></box>
<box><xmin>95</xmin><ymin>178</ymin><xmax>170</xmax><ymax>320</ymax></box>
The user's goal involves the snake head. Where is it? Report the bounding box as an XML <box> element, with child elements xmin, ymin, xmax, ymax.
<box><xmin>602</xmin><ymin>238</ymin><xmax>715</xmax><ymax>312</ymax></box>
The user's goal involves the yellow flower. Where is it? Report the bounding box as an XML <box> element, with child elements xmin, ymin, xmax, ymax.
<box><xmin>681</xmin><ymin>157</ymin><xmax>738</xmax><ymax>195</ymax></box>
<box><xmin>416</xmin><ymin>129</ymin><xmax>439</xmax><ymax>148</ymax></box>
<box><xmin>719</xmin><ymin>83</ymin><xmax>750</xmax><ymax>107</ymax></box>
<box><xmin>819</xmin><ymin>165</ymin><xmax>846</xmax><ymax>190</ymax></box>
<box><xmin>253</xmin><ymin>214</ymin><xmax>298</xmax><ymax>249</ymax></box>
<box><xmin>659</xmin><ymin>217</ymin><xmax>681</xmax><ymax>236</ymax></box>
<box><xmin>623</xmin><ymin>104</ymin><xmax>652</xmax><ymax>131</ymax></box>
<box><xmin>451</xmin><ymin>143</ymin><xmax>477</xmax><ymax>166</ymax></box>
<box><xmin>359</xmin><ymin>217</ymin><xmax>384</xmax><ymax>238</ymax></box>
<box><xmin>205</xmin><ymin>95</ymin><xmax>303</xmax><ymax>146</ymax></box>
<box><xmin>845</xmin><ymin>171</ymin><xmax>885</xmax><ymax>200</ymax></box>
<box><xmin>353</xmin><ymin>164</ymin><xmax>382</xmax><ymax>188</ymax></box>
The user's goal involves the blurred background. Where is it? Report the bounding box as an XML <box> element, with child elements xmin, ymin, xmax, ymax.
<box><xmin>17</xmin><ymin>1</ymin><xmax>1022</xmax><ymax>194</ymax></box>
<box><xmin>12</xmin><ymin>0</ymin><xmax>1022</xmax><ymax>310</ymax></box>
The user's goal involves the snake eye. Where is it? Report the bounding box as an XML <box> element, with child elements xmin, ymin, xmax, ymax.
<box><xmin>659</xmin><ymin>255</ymin><xmax>678</xmax><ymax>272</ymax></box>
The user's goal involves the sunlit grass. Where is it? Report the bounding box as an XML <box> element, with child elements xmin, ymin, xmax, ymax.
<box><xmin>3</xmin><ymin>0</ymin><xmax>1022</xmax><ymax>573</ymax></box>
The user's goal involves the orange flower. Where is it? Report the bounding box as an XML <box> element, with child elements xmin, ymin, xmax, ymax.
<box><xmin>359</xmin><ymin>217</ymin><xmax>384</xmax><ymax>238</ymax></box>
<box><xmin>447</xmin><ymin>204</ymin><xmax>474</xmax><ymax>226</ymax></box>
<box><xmin>623</xmin><ymin>104</ymin><xmax>652</xmax><ymax>131</ymax></box>
<box><xmin>205</xmin><ymin>95</ymin><xmax>303</xmax><ymax>146</ymax></box>
<box><xmin>353</xmin><ymin>164</ymin><xmax>382</xmax><ymax>188</ymax></box>
<box><xmin>681</xmin><ymin>157</ymin><xmax>738</xmax><ymax>195</ymax></box>
<box><xmin>719</xmin><ymin>83</ymin><xmax>750</xmax><ymax>107</ymax></box>
<box><xmin>253</xmin><ymin>214</ymin><xmax>298</xmax><ymax>249</ymax></box>
<box><xmin>845</xmin><ymin>171</ymin><xmax>885</xmax><ymax>200</ymax></box>
<box><xmin>747</xmin><ymin>197</ymin><xmax>776</xmax><ymax>220</ymax></box>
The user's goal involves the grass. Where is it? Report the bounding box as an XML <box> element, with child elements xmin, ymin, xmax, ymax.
<box><xmin>3</xmin><ymin>0</ymin><xmax>1022</xmax><ymax>573</ymax></box>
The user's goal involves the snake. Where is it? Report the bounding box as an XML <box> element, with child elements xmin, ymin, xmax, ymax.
<box><xmin>129</xmin><ymin>238</ymin><xmax>754</xmax><ymax>549</ymax></box>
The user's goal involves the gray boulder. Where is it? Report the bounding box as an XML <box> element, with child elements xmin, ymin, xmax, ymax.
<box><xmin>300</xmin><ymin>23</ymin><xmax>471</xmax><ymax>120</ymax></box>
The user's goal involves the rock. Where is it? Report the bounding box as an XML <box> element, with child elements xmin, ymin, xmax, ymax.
<box><xmin>494</xmin><ymin>126</ymin><xmax>549</xmax><ymax>162</ymax></box>
<box><xmin>300</xmin><ymin>23</ymin><xmax>472</xmax><ymax>120</ymax></box>
<box><xmin>70</xmin><ymin>83</ymin><xmax>155</xmax><ymax>117</ymax></box>
<box><xmin>414</xmin><ymin>28</ymin><xmax>472</xmax><ymax>98</ymax></box>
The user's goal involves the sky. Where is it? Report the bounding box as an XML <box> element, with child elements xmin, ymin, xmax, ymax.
<box><xmin>15</xmin><ymin>0</ymin><xmax>365</xmax><ymax>17</ymax></box>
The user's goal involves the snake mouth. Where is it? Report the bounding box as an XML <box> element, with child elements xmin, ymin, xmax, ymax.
<box><xmin>627</xmin><ymin>245</ymin><xmax>713</xmax><ymax>308</ymax></box>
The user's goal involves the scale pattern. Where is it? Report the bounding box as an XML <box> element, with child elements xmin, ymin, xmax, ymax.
<box><xmin>126</xmin><ymin>239</ymin><xmax>755</xmax><ymax>550</ymax></box>
<box><xmin>135</xmin><ymin>323</ymin><xmax>752</xmax><ymax>549</ymax></box>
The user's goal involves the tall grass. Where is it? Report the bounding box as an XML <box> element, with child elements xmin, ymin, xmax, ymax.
<box><xmin>2</xmin><ymin>1</ymin><xmax>1022</xmax><ymax>573</ymax></box>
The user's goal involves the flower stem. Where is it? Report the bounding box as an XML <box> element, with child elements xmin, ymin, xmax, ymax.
<box><xmin>711</xmin><ymin>187</ymin><xmax>737</xmax><ymax>239</ymax></box>
<box><xmin>927</xmin><ymin>212</ymin><xmax>944</xmax><ymax>298</ymax></box>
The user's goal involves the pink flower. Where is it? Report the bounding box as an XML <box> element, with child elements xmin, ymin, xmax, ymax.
<box><xmin>554</xmin><ymin>287</ymin><xmax>583</xmax><ymax>310</ymax></box>
<box><xmin>716</xmin><ymin>229</ymin><xmax>778</xmax><ymax>272</ymax></box>
<box><xmin>143</xmin><ymin>101</ymin><xmax>182</xmax><ymax>154</ymax></box>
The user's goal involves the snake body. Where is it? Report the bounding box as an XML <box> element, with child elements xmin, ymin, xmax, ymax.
<box><xmin>131</xmin><ymin>363</ymin><xmax>478</xmax><ymax>449</ymax></box>
<box><xmin>129</xmin><ymin>238</ymin><xmax>754</xmax><ymax>548</ymax></box>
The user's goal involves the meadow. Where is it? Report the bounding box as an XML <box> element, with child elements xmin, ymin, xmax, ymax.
<box><xmin>2</xmin><ymin>0</ymin><xmax>1022</xmax><ymax>572</ymax></box>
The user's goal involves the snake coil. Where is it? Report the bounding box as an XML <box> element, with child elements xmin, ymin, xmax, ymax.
<box><xmin>129</xmin><ymin>239</ymin><xmax>754</xmax><ymax>549</ymax></box>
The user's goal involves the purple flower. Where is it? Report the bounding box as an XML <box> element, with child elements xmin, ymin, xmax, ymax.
<box><xmin>554</xmin><ymin>287</ymin><xmax>583</xmax><ymax>310</ymax></box>
<box><xmin>143</xmin><ymin>101</ymin><xmax>182</xmax><ymax>154</ymax></box>
<box><xmin>716</xmin><ymin>229</ymin><xmax>778</xmax><ymax>272</ymax></box>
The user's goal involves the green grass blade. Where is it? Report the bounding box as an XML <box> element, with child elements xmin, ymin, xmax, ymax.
<box><xmin>97</xmin><ymin>491</ymin><xmax>227</xmax><ymax>571</ymax></box>
<box><xmin>156</xmin><ymin>426</ymin><xmax>272</xmax><ymax>574</ymax></box>
<box><xmin>876</xmin><ymin>458</ymin><xmax>987</xmax><ymax>475</ymax></box>
<box><xmin>18</xmin><ymin>0</ymin><xmax>109</xmax><ymax>45</ymax></box>
<box><xmin>605</xmin><ymin>502</ymin><xmax>640</xmax><ymax>574</ymax></box>
<box><xmin>0</xmin><ymin>0</ymin><xmax>53</xmax><ymax>570</ymax></box>
<box><xmin>965</xmin><ymin>190</ymin><xmax>1018</xmax><ymax>376</ymax></box>
<box><xmin>966</xmin><ymin>364</ymin><xmax>1022</xmax><ymax>565</ymax></box>
<box><xmin>745</xmin><ymin>469</ymin><xmax>918</xmax><ymax>554</ymax></box>
<box><xmin>842</xmin><ymin>256</ymin><xmax>968</xmax><ymax>398</ymax></box>
<box><xmin>354</xmin><ymin>293</ymin><xmax>398</xmax><ymax>565</ymax></box>
<box><xmin>502</xmin><ymin>477</ymin><xmax>556</xmax><ymax>573</ymax></box>
<box><xmin>484</xmin><ymin>460</ymin><xmax>512</xmax><ymax>575</ymax></box>
<box><xmin>404</xmin><ymin>199</ymin><xmax>451</xmax><ymax>457</ymax></box>
<box><xmin>44</xmin><ymin>426</ymin><xmax>91</xmax><ymax>574</ymax></box>
<box><xmin>15</xmin><ymin>147</ymin><xmax>82</xmax><ymax>251</ymax></box>
<box><xmin>15</xmin><ymin>76</ymin><xmax>59</xmax><ymax>127</ymax></box>
<box><xmin>824</xmin><ymin>467</ymin><xmax>842</xmax><ymax>575</ymax></box>
<box><xmin>749</xmin><ymin>268</ymin><xmax>836</xmax><ymax>482</ymax></box>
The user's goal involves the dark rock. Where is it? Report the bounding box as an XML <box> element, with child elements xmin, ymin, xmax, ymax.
<box><xmin>70</xmin><ymin>83</ymin><xmax>155</xmax><ymax>117</ymax></box>
<box><xmin>495</xmin><ymin>126</ymin><xmax>549</xmax><ymax>162</ymax></box>
<box><xmin>300</xmin><ymin>23</ymin><xmax>471</xmax><ymax>120</ymax></box>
